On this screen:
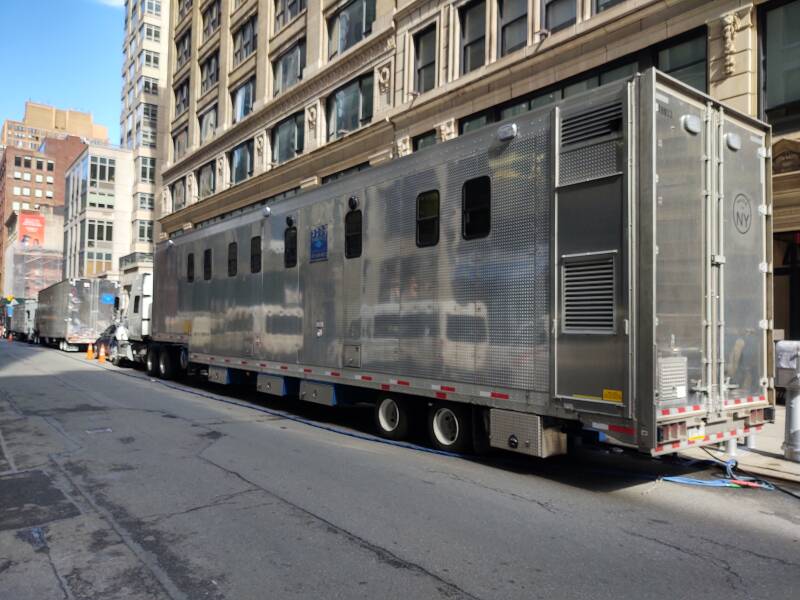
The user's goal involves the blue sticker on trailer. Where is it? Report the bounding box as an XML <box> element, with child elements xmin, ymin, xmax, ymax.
<box><xmin>100</xmin><ymin>293</ymin><xmax>115</xmax><ymax>305</ymax></box>
<box><xmin>310</xmin><ymin>224</ymin><xmax>328</xmax><ymax>262</ymax></box>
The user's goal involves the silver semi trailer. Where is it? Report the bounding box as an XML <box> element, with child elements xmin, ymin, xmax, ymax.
<box><xmin>9</xmin><ymin>299</ymin><xmax>37</xmax><ymax>341</ymax></box>
<box><xmin>144</xmin><ymin>69</ymin><xmax>773</xmax><ymax>457</ymax></box>
<box><xmin>36</xmin><ymin>279</ymin><xmax>119</xmax><ymax>351</ymax></box>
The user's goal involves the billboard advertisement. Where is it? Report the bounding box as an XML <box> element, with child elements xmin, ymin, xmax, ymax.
<box><xmin>19</xmin><ymin>212</ymin><xmax>45</xmax><ymax>247</ymax></box>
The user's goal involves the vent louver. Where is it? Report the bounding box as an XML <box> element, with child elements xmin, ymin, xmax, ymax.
<box><xmin>561</xmin><ymin>102</ymin><xmax>623</xmax><ymax>146</ymax></box>
<box><xmin>562</xmin><ymin>257</ymin><xmax>615</xmax><ymax>333</ymax></box>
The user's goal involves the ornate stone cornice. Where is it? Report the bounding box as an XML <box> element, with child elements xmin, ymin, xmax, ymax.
<box><xmin>162</xmin><ymin>30</ymin><xmax>396</xmax><ymax>184</ymax></box>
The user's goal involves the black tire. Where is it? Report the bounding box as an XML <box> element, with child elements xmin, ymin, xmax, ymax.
<box><xmin>428</xmin><ymin>402</ymin><xmax>473</xmax><ymax>453</ymax></box>
<box><xmin>146</xmin><ymin>345</ymin><xmax>160</xmax><ymax>376</ymax></box>
<box><xmin>110</xmin><ymin>342</ymin><xmax>122</xmax><ymax>367</ymax></box>
<box><xmin>158</xmin><ymin>347</ymin><xmax>176</xmax><ymax>380</ymax></box>
<box><xmin>374</xmin><ymin>396</ymin><xmax>410</xmax><ymax>440</ymax></box>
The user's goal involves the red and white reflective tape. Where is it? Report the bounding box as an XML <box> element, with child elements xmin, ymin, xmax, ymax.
<box><xmin>659</xmin><ymin>404</ymin><xmax>703</xmax><ymax>418</ymax></box>
<box><xmin>479</xmin><ymin>390</ymin><xmax>510</xmax><ymax>400</ymax></box>
<box><xmin>591</xmin><ymin>422</ymin><xmax>635</xmax><ymax>436</ymax></box>
<box><xmin>325</xmin><ymin>370</ymin><xmax>341</xmax><ymax>377</ymax></box>
<box><xmin>654</xmin><ymin>424</ymin><xmax>763</xmax><ymax>454</ymax></box>
<box><xmin>431</xmin><ymin>384</ymin><xmax>456</xmax><ymax>393</ymax></box>
<box><xmin>389</xmin><ymin>378</ymin><xmax>410</xmax><ymax>386</ymax></box>
<box><xmin>723</xmin><ymin>395</ymin><xmax>766</xmax><ymax>408</ymax></box>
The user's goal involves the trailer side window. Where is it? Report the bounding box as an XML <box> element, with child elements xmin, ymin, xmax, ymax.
<box><xmin>250</xmin><ymin>236</ymin><xmax>262</xmax><ymax>273</ymax></box>
<box><xmin>284</xmin><ymin>226</ymin><xmax>297</xmax><ymax>268</ymax></box>
<box><xmin>187</xmin><ymin>253</ymin><xmax>195</xmax><ymax>282</ymax></box>
<box><xmin>203</xmin><ymin>249</ymin><xmax>212</xmax><ymax>280</ymax></box>
<box><xmin>344</xmin><ymin>210</ymin><xmax>362</xmax><ymax>258</ymax></box>
<box><xmin>133</xmin><ymin>296</ymin><xmax>140</xmax><ymax>314</ymax></box>
<box><xmin>228</xmin><ymin>242</ymin><xmax>238</xmax><ymax>277</ymax></box>
<box><xmin>416</xmin><ymin>190</ymin><xmax>439</xmax><ymax>247</ymax></box>
<box><xmin>462</xmin><ymin>176</ymin><xmax>491</xmax><ymax>239</ymax></box>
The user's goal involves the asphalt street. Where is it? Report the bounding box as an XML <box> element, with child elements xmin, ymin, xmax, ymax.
<box><xmin>0</xmin><ymin>340</ymin><xmax>798</xmax><ymax>600</ymax></box>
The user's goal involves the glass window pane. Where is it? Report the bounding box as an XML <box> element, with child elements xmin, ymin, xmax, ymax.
<box><xmin>765</xmin><ymin>1</ymin><xmax>800</xmax><ymax>109</ymax></box>
<box><xmin>545</xmin><ymin>0</ymin><xmax>576</xmax><ymax>31</ymax></box>
<box><xmin>500</xmin><ymin>100</ymin><xmax>529</xmax><ymax>119</ymax></box>
<box><xmin>562</xmin><ymin>76</ymin><xmax>598</xmax><ymax>97</ymax></box>
<box><xmin>501</xmin><ymin>17</ymin><xmax>527</xmax><ymax>55</ymax></box>
<box><xmin>600</xmin><ymin>62</ymin><xmax>637</xmax><ymax>84</ymax></box>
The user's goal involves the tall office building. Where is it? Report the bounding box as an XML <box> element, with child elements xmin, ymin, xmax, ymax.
<box><xmin>1</xmin><ymin>102</ymin><xmax>108</xmax><ymax>150</ymax></box>
<box><xmin>159</xmin><ymin>0</ymin><xmax>800</xmax><ymax>336</ymax></box>
<box><xmin>119</xmin><ymin>0</ymin><xmax>172</xmax><ymax>297</ymax></box>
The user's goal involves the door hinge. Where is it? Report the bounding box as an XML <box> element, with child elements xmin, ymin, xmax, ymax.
<box><xmin>711</xmin><ymin>255</ymin><xmax>726</xmax><ymax>266</ymax></box>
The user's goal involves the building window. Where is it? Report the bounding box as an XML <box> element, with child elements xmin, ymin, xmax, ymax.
<box><xmin>46</xmin><ymin>175</ymin><xmax>54</xmax><ymax>184</ymax></box>
<box><xmin>322</xmin><ymin>162</ymin><xmax>370</xmax><ymax>183</ymax></box>
<box><xmin>173</xmin><ymin>128</ymin><xmax>189</xmax><ymax>160</ymax></box>
<box><xmin>137</xmin><ymin>128</ymin><xmax>158</xmax><ymax>149</ymax></box>
<box><xmin>763</xmin><ymin>0</ymin><xmax>800</xmax><ymax>132</ymax></box>
<box><xmin>344</xmin><ymin>209</ymin><xmax>362</xmax><ymax>258</ymax></box>
<box><xmin>460</xmin><ymin>0</ymin><xmax>486</xmax><ymax>74</ymax></box>
<box><xmin>12</xmin><ymin>186</ymin><xmax>21</xmax><ymax>196</ymax></box>
<box><xmin>144</xmin><ymin>0</ymin><xmax>161</xmax><ymax>16</ymax></box>
<box><xmin>230</xmin><ymin>139</ymin><xmax>254</xmax><ymax>184</ymax></box>
<box><xmin>35</xmin><ymin>159</ymin><xmax>44</xmax><ymax>170</ymax></box>
<box><xmin>14</xmin><ymin>156</ymin><xmax>21</xmax><ymax>167</ymax></box>
<box><xmin>35</xmin><ymin>173</ymin><xmax>43</xmax><ymax>183</ymax></box>
<box><xmin>416</xmin><ymin>190</ymin><xmax>439</xmax><ymax>247</ymax></box>
<box><xmin>87</xmin><ymin>219</ymin><xmax>114</xmax><ymax>244</ymax></box>
<box><xmin>187</xmin><ymin>253</ymin><xmax>195</xmax><ymax>282</ymax></box>
<box><xmin>46</xmin><ymin>190</ymin><xmax>54</xmax><ymax>199</ymax></box>
<box><xmin>462</xmin><ymin>176</ymin><xmax>491</xmax><ymax>239</ymax></box>
<box><xmin>198</xmin><ymin>161</ymin><xmax>216</xmax><ymax>199</ymax></box>
<box><xmin>23</xmin><ymin>172</ymin><xmax>31</xmax><ymax>181</ymax></box>
<box><xmin>272</xmin><ymin>112</ymin><xmax>305</xmax><ymax>165</ymax></box>
<box><xmin>227</xmin><ymin>242</ymin><xmax>238</xmax><ymax>276</ymax></box>
<box><xmin>250</xmin><ymin>236</ymin><xmax>262</xmax><ymax>273</ymax></box>
<box><xmin>138</xmin><ymin>192</ymin><xmax>155</xmax><ymax>210</ymax></box>
<box><xmin>414</xmin><ymin>25</ymin><xmax>436</xmax><ymax>94</ymax></box>
<box><xmin>140</xmin><ymin>103</ymin><xmax>158</xmax><ymax>126</ymax></box>
<box><xmin>328</xmin><ymin>0</ymin><xmax>376</xmax><ymax>58</ymax></box>
<box><xmin>140</xmin><ymin>76</ymin><xmax>159</xmax><ymax>95</ymax></box>
<box><xmin>178</xmin><ymin>0</ymin><xmax>192</xmax><ymax>20</ymax></box>
<box><xmin>412</xmin><ymin>130</ymin><xmax>437</xmax><ymax>151</ymax></box>
<box><xmin>595</xmin><ymin>0</ymin><xmax>624</xmax><ymax>12</ymax></box>
<box><xmin>140</xmin><ymin>49</ymin><xmax>160</xmax><ymax>69</ymax></box>
<box><xmin>23</xmin><ymin>156</ymin><xmax>31</xmax><ymax>168</ymax></box>
<box><xmin>89</xmin><ymin>156</ymin><xmax>116</xmax><ymax>185</ymax></box>
<box><xmin>139</xmin><ymin>157</ymin><xmax>156</xmax><ymax>183</ymax></box>
<box><xmin>203</xmin><ymin>248</ymin><xmax>212</xmax><ymax>280</ymax></box>
<box><xmin>141</xmin><ymin>23</ymin><xmax>161</xmax><ymax>42</ymax></box>
<box><xmin>202</xmin><ymin>1</ymin><xmax>221</xmax><ymax>41</ymax></box>
<box><xmin>326</xmin><ymin>73</ymin><xmax>374</xmax><ymax>140</ymax></box>
<box><xmin>199</xmin><ymin>105</ymin><xmax>218</xmax><ymax>142</ymax></box>
<box><xmin>231</xmin><ymin>77</ymin><xmax>255</xmax><ymax>123</ymax></box>
<box><xmin>201</xmin><ymin>52</ymin><xmax>219</xmax><ymax>94</ymax></box>
<box><xmin>176</xmin><ymin>30</ymin><xmax>191</xmax><ymax>70</ymax></box>
<box><xmin>233</xmin><ymin>15</ymin><xmax>257</xmax><ymax>67</ymax></box>
<box><xmin>137</xmin><ymin>220</ymin><xmax>154</xmax><ymax>242</ymax></box>
<box><xmin>284</xmin><ymin>225</ymin><xmax>297</xmax><ymax>268</ymax></box>
<box><xmin>657</xmin><ymin>33</ymin><xmax>707</xmax><ymax>92</ymax></box>
<box><xmin>273</xmin><ymin>40</ymin><xmax>305</xmax><ymax>96</ymax></box>
<box><xmin>275</xmin><ymin>0</ymin><xmax>306</xmax><ymax>32</ymax></box>
<box><xmin>175</xmin><ymin>79</ymin><xmax>190</xmax><ymax>116</ymax></box>
<box><xmin>499</xmin><ymin>0</ymin><xmax>527</xmax><ymax>56</ymax></box>
<box><xmin>46</xmin><ymin>160</ymin><xmax>54</xmax><ymax>172</ymax></box>
<box><xmin>542</xmin><ymin>0</ymin><xmax>575</xmax><ymax>33</ymax></box>
<box><xmin>172</xmin><ymin>178</ymin><xmax>186</xmax><ymax>210</ymax></box>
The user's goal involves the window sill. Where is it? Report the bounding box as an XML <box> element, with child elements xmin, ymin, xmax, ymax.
<box><xmin>271</xmin><ymin>9</ymin><xmax>307</xmax><ymax>45</ymax></box>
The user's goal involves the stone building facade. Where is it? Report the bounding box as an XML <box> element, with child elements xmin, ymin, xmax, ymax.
<box><xmin>159</xmin><ymin>0</ymin><xmax>800</xmax><ymax>335</ymax></box>
<box><xmin>1</xmin><ymin>102</ymin><xmax>108</xmax><ymax>151</ymax></box>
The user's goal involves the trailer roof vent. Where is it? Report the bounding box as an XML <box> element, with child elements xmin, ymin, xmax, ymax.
<box><xmin>562</xmin><ymin>256</ymin><xmax>615</xmax><ymax>334</ymax></box>
<box><xmin>561</xmin><ymin>102</ymin><xmax>623</xmax><ymax>147</ymax></box>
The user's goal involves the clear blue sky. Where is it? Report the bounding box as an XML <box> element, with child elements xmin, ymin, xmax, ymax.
<box><xmin>0</xmin><ymin>0</ymin><xmax>125</xmax><ymax>143</ymax></box>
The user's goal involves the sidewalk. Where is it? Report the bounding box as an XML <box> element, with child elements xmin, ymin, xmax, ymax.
<box><xmin>681</xmin><ymin>405</ymin><xmax>800</xmax><ymax>484</ymax></box>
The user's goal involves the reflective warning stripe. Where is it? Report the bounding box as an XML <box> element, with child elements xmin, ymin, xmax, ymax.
<box><xmin>591</xmin><ymin>422</ymin><xmax>635</xmax><ymax>436</ymax></box>
<box><xmin>653</xmin><ymin>425</ymin><xmax>763</xmax><ymax>454</ymax></box>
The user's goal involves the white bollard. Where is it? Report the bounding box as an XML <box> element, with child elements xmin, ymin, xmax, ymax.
<box><xmin>785</xmin><ymin>377</ymin><xmax>800</xmax><ymax>463</ymax></box>
<box><xmin>726</xmin><ymin>437</ymin><xmax>737</xmax><ymax>457</ymax></box>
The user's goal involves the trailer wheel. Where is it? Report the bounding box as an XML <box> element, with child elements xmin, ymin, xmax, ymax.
<box><xmin>146</xmin><ymin>345</ymin><xmax>160</xmax><ymax>376</ymax></box>
<box><xmin>374</xmin><ymin>396</ymin><xmax>410</xmax><ymax>440</ymax></box>
<box><xmin>428</xmin><ymin>403</ymin><xmax>473</xmax><ymax>453</ymax></box>
<box><xmin>158</xmin><ymin>347</ymin><xmax>176</xmax><ymax>380</ymax></box>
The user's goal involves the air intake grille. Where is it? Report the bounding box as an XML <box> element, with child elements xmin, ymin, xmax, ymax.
<box><xmin>561</xmin><ymin>102</ymin><xmax>623</xmax><ymax>147</ymax></box>
<box><xmin>562</xmin><ymin>257</ymin><xmax>615</xmax><ymax>334</ymax></box>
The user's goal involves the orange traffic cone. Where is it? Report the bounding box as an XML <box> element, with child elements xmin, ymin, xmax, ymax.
<box><xmin>6</xmin><ymin>334</ymin><xmax>12</xmax><ymax>343</ymax></box>
<box><xmin>98</xmin><ymin>345</ymin><xmax>106</xmax><ymax>364</ymax></box>
<box><xmin>86</xmin><ymin>344</ymin><xmax>95</xmax><ymax>360</ymax></box>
